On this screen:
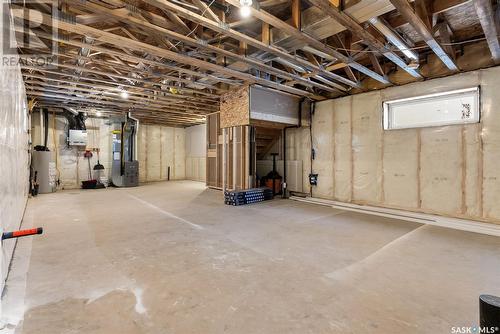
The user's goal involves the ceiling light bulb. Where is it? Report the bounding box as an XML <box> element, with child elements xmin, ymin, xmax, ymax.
<box><xmin>120</xmin><ymin>90</ymin><xmax>129</xmax><ymax>99</ymax></box>
<box><xmin>239</xmin><ymin>0</ymin><xmax>252</xmax><ymax>17</ymax></box>
<box><xmin>240</xmin><ymin>5</ymin><xmax>251</xmax><ymax>17</ymax></box>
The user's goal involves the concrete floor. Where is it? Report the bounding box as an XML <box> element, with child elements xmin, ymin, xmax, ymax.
<box><xmin>5</xmin><ymin>181</ymin><xmax>500</xmax><ymax>333</ymax></box>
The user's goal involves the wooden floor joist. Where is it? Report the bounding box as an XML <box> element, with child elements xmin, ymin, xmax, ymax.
<box><xmin>7</xmin><ymin>0</ymin><xmax>496</xmax><ymax>126</ymax></box>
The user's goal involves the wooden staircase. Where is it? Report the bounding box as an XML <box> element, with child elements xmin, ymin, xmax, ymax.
<box><xmin>255</xmin><ymin>127</ymin><xmax>282</xmax><ymax>159</ymax></box>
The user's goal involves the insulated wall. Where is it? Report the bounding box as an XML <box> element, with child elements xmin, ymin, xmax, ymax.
<box><xmin>31</xmin><ymin>113</ymin><xmax>112</xmax><ymax>189</ymax></box>
<box><xmin>185</xmin><ymin>124</ymin><xmax>206</xmax><ymax>182</ymax></box>
<box><xmin>32</xmin><ymin>115</ymin><xmax>186</xmax><ymax>187</ymax></box>
<box><xmin>287</xmin><ymin>66</ymin><xmax>500</xmax><ymax>223</ymax></box>
<box><xmin>137</xmin><ymin>124</ymin><xmax>185</xmax><ymax>182</ymax></box>
<box><xmin>0</xmin><ymin>22</ymin><xmax>30</xmax><ymax>291</ymax></box>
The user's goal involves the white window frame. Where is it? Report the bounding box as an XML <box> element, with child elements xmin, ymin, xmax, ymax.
<box><xmin>383</xmin><ymin>87</ymin><xmax>481</xmax><ymax>130</ymax></box>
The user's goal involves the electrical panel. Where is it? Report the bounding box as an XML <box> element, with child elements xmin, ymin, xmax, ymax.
<box><xmin>68</xmin><ymin>129</ymin><xmax>88</xmax><ymax>146</ymax></box>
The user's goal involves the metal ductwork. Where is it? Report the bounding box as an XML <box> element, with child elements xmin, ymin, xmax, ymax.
<box><xmin>61</xmin><ymin>108</ymin><xmax>87</xmax><ymax>131</ymax></box>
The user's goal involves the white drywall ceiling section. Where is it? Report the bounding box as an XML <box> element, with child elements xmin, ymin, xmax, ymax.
<box><xmin>0</xmin><ymin>11</ymin><xmax>30</xmax><ymax>294</ymax></box>
<box><xmin>287</xmin><ymin>66</ymin><xmax>500</xmax><ymax>223</ymax></box>
<box><xmin>185</xmin><ymin>124</ymin><xmax>206</xmax><ymax>182</ymax></box>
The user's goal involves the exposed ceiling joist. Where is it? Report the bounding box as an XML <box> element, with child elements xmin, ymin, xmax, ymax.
<box><xmin>141</xmin><ymin>0</ymin><xmax>363</xmax><ymax>87</ymax></box>
<box><xmin>388</xmin><ymin>0</ymin><xmax>459</xmax><ymax>71</ymax></box>
<box><xmin>472</xmin><ymin>0</ymin><xmax>500</xmax><ymax>64</ymax></box>
<box><xmin>224</xmin><ymin>0</ymin><xmax>391</xmax><ymax>84</ymax></box>
<box><xmin>306</xmin><ymin>0</ymin><xmax>422</xmax><ymax>79</ymax></box>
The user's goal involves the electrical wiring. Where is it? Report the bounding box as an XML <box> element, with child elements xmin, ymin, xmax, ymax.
<box><xmin>327</xmin><ymin>35</ymin><xmax>491</xmax><ymax>54</ymax></box>
<box><xmin>170</xmin><ymin>0</ymin><xmax>217</xmax><ymax>50</ymax></box>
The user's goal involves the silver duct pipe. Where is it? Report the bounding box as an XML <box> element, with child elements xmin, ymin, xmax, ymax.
<box><xmin>369</xmin><ymin>17</ymin><xmax>419</xmax><ymax>61</ymax></box>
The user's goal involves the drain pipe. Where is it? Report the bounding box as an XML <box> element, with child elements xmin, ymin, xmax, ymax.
<box><xmin>282</xmin><ymin>98</ymin><xmax>305</xmax><ymax>199</ymax></box>
<box><xmin>128</xmin><ymin>112</ymin><xmax>139</xmax><ymax>161</ymax></box>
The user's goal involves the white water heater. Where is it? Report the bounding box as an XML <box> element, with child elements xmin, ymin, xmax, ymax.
<box><xmin>32</xmin><ymin>151</ymin><xmax>57</xmax><ymax>193</ymax></box>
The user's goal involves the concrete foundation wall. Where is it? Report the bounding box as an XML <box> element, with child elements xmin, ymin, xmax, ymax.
<box><xmin>287</xmin><ymin>66</ymin><xmax>500</xmax><ymax>223</ymax></box>
<box><xmin>185</xmin><ymin>124</ymin><xmax>206</xmax><ymax>182</ymax></box>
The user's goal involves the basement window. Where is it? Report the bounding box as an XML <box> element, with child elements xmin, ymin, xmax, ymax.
<box><xmin>383</xmin><ymin>87</ymin><xmax>480</xmax><ymax>130</ymax></box>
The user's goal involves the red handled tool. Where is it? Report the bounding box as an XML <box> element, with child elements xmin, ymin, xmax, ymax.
<box><xmin>2</xmin><ymin>228</ymin><xmax>43</xmax><ymax>240</ymax></box>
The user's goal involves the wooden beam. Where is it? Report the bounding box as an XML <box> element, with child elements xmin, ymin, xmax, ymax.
<box><xmin>368</xmin><ymin>53</ymin><xmax>384</xmax><ymax>76</ymax></box>
<box><xmin>22</xmin><ymin>77</ymin><xmax>217</xmax><ymax>112</ymax></box>
<box><xmin>472</xmin><ymin>0</ymin><xmax>500</xmax><ymax>63</ymax></box>
<box><xmin>25</xmin><ymin>84</ymin><xmax>208</xmax><ymax>117</ymax></box>
<box><xmin>389</xmin><ymin>0</ymin><xmax>459</xmax><ymax>71</ymax></box>
<box><xmin>77</xmin><ymin>3</ymin><xmax>349</xmax><ymax>91</ymax></box>
<box><xmin>386</xmin><ymin>0</ymin><xmax>471</xmax><ymax>28</ymax></box>
<box><xmin>192</xmin><ymin>0</ymin><xmax>221</xmax><ymax>22</ymax></box>
<box><xmin>414</xmin><ymin>0</ymin><xmax>432</xmax><ymax>30</ymax></box>
<box><xmin>27</xmin><ymin>29</ymin><xmax>237</xmax><ymax>87</ymax></box>
<box><xmin>291</xmin><ymin>0</ymin><xmax>301</xmax><ymax>29</ymax></box>
<box><xmin>435</xmin><ymin>15</ymin><xmax>455</xmax><ymax>61</ymax></box>
<box><xmin>11</xmin><ymin>8</ymin><xmax>320</xmax><ymax>99</ymax></box>
<box><xmin>238</xmin><ymin>41</ymin><xmax>247</xmax><ymax>56</ymax></box>
<box><xmin>21</xmin><ymin>64</ymin><xmax>218</xmax><ymax>105</ymax></box>
<box><xmin>25</xmin><ymin>89</ymin><xmax>206</xmax><ymax>121</ymax></box>
<box><xmin>143</xmin><ymin>0</ymin><xmax>364</xmax><ymax>87</ymax></box>
<box><xmin>262</xmin><ymin>22</ymin><xmax>271</xmax><ymax>45</ymax></box>
<box><xmin>55</xmin><ymin>1</ymin><xmax>339</xmax><ymax>94</ymax></box>
<box><xmin>433</xmin><ymin>0</ymin><xmax>471</xmax><ymax>13</ymax></box>
<box><xmin>306</xmin><ymin>0</ymin><xmax>421</xmax><ymax>79</ymax></box>
<box><xmin>223</xmin><ymin>0</ymin><xmax>389</xmax><ymax>84</ymax></box>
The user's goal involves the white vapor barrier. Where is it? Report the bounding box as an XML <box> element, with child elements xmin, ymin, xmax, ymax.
<box><xmin>286</xmin><ymin>66</ymin><xmax>500</xmax><ymax>223</ymax></box>
<box><xmin>352</xmin><ymin>91</ymin><xmax>383</xmax><ymax>203</ymax></box>
<box><xmin>31</xmin><ymin>114</ymin><xmax>112</xmax><ymax>189</ymax></box>
<box><xmin>137</xmin><ymin>125</ymin><xmax>186</xmax><ymax>182</ymax></box>
<box><xmin>147</xmin><ymin>126</ymin><xmax>162</xmax><ymax>181</ymax></box>
<box><xmin>0</xmin><ymin>20</ymin><xmax>30</xmax><ymax>293</ymax></box>
<box><xmin>286</xmin><ymin>127</ymin><xmax>311</xmax><ymax>194</ymax></box>
<box><xmin>382</xmin><ymin>129</ymin><xmax>419</xmax><ymax>208</ymax></box>
<box><xmin>332</xmin><ymin>96</ymin><xmax>352</xmax><ymax>202</ymax></box>
<box><xmin>174</xmin><ymin>128</ymin><xmax>186</xmax><ymax>180</ymax></box>
<box><xmin>185</xmin><ymin>124</ymin><xmax>206</xmax><ymax>182</ymax></box>
<box><xmin>31</xmin><ymin>116</ymin><xmax>185</xmax><ymax>186</ymax></box>
<box><xmin>160</xmin><ymin>126</ymin><xmax>174</xmax><ymax>180</ymax></box>
<box><xmin>419</xmin><ymin>126</ymin><xmax>462</xmax><ymax>214</ymax></box>
<box><xmin>311</xmin><ymin>101</ymin><xmax>334</xmax><ymax>198</ymax></box>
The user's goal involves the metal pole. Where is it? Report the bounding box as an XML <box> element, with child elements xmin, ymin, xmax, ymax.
<box><xmin>222</xmin><ymin>127</ymin><xmax>227</xmax><ymax>194</ymax></box>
